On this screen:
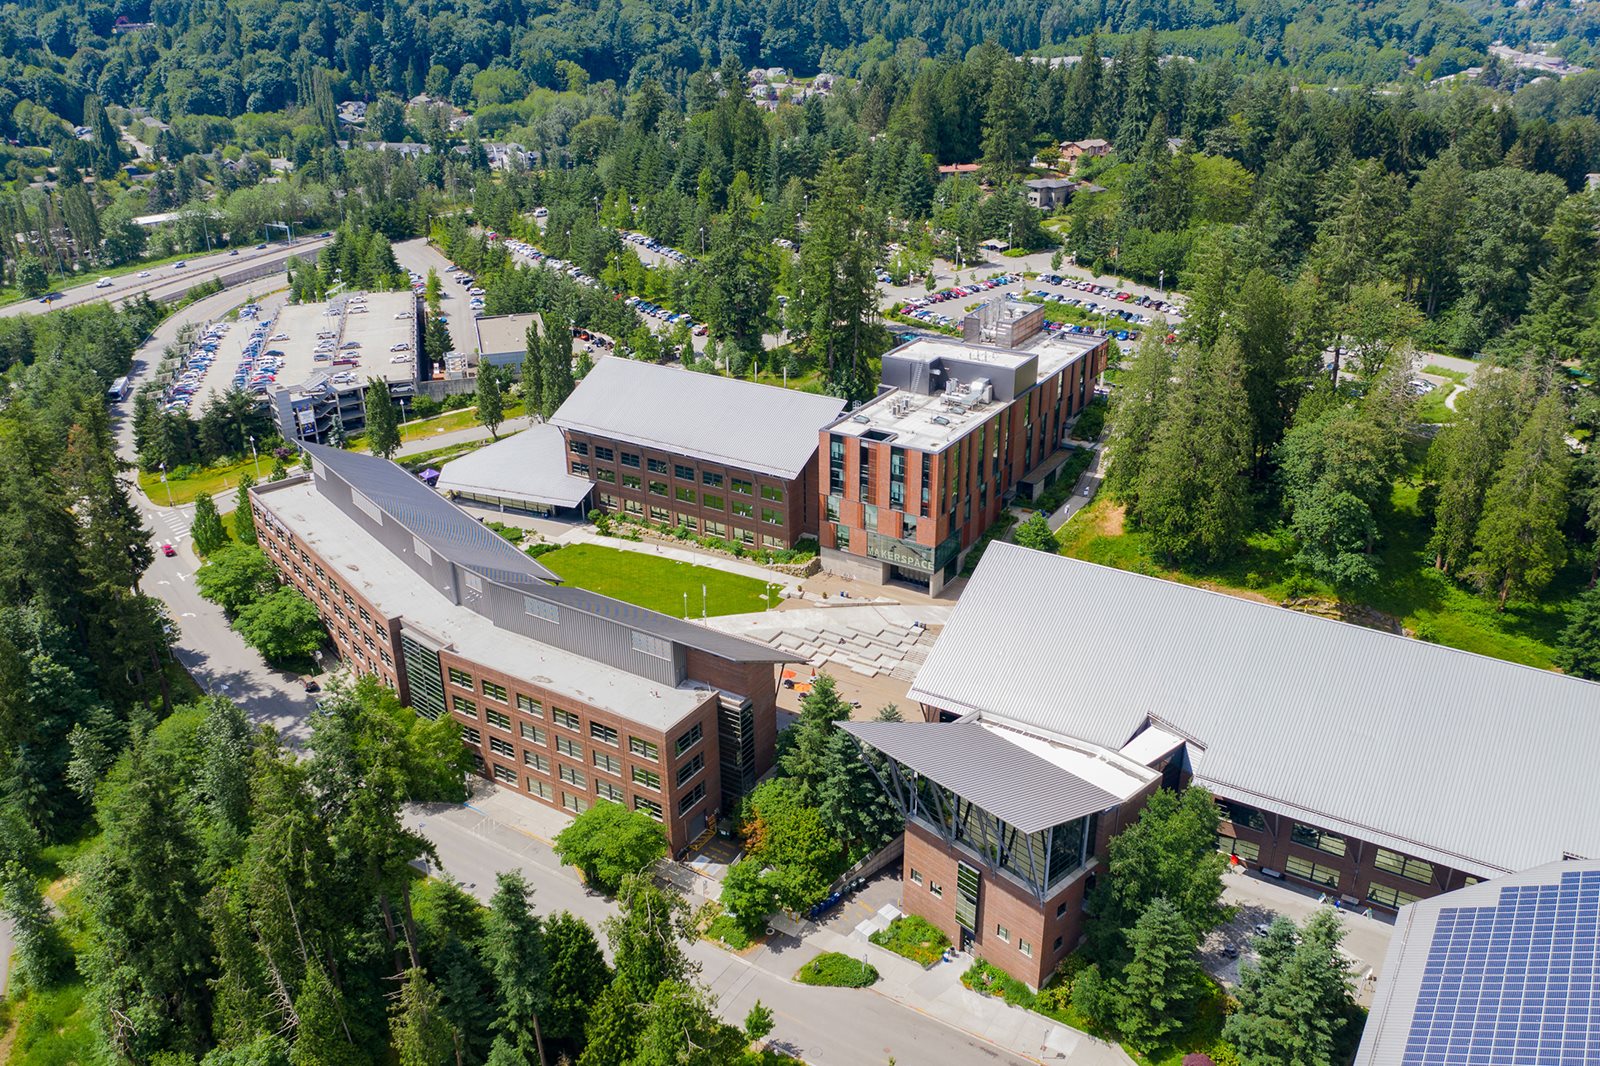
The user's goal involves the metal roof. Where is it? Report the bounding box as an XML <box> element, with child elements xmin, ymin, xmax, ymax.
<box><xmin>842</xmin><ymin>720</ymin><xmax>1125</xmax><ymax>833</ymax></box>
<box><xmin>303</xmin><ymin>443</ymin><xmax>790</xmax><ymax>664</ymax></box>
<box><xmin>907</xmin><ymin>542</ymin><xmax>1600</xmax><ymax>878</ymax></box>
<box><xmin>1356</xmin><ymin>861</ymin><xmax>1600</xmax><ymax>1066</ymax></box>
<box><xmin>549</xmin><ymin>356</ymin><xmax>847</xmax><ymax>480</ymax></box>
<box><xmin>435</xmin><ymin>424</ymin><xmax>594</xmax><ymax>509</ymax></box>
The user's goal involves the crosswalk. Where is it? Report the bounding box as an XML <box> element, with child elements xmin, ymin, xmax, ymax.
<box><xmin>152</xmin><ymin>506</ymin><xmax>191</xmax><ymax>544</ymax></box>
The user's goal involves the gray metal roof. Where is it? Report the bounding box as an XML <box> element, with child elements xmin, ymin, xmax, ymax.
<box><xmin>908</xmin><ymin>542</ymin><xmax>1600</xmax><ymax>878</ymax></box>
<box><xmin>549</xmin><ymin>356</ymin><xmax>847</xmax><ymax>480</ymax></box>
<box><xmin>303</xmin><ymin>442</ymin><xmax>560</xmax><ymax>588</ymax></box>
<box><xmin>303</xmin><ymin>443</ymin><xmax>790</xmax><ymax>665</ymax></box>
<box><xmin>842</xmin><ymin>720</ymin><xmax>1124</xmax><ymax>833</ymax></box>
<box><xmin>435</xmin><ymin>424</ymin><xmax>594</xmax><ymax>509</ymax></box>
<box><xmin>1355</xmin><ymin>861</ymin><xmax>1600</xmax><ymax>1066</ymax></box>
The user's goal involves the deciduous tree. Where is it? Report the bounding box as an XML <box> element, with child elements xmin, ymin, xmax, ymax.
<box><xmin>552</xmin><ymin>801</ymin><xmax>668</xmax><ymax>895</ymax></box>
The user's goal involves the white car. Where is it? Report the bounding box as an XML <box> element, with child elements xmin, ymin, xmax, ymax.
<box><xmin>96</xmin><ymin>277</ymin><xmax>112</xmax><ymax>288</ymax></box>
<box><xmin>390</xmin><ymin>342</ymin><xmax>411</xmax><ymax>352</ymax></box>
<box><xmin>137</xmin><ymin>271</ymin><xmax>150</xmax><ymax>278</ymax></box>
<box><xmin>174</xmin><ymin>261</ymin><xmax>187</xmax><ymax>269</ymax></box>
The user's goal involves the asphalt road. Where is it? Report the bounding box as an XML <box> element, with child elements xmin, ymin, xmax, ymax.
<box><xmin>393</xmin><ymin>238</ymin><xmax>481</xmax><ymax>357</ymax></box>
<box><xmin>408</xmin><ymin>803</ymin><xmax>1037</xmax><ymax>1066</ymax></box>
<box><xmin>2</xmin><ymin>236</ymin><xmax>332</xmax><ymax>320</ymax></box>
<box><xmin>114</xmin><ymin>275</ymin><xmax>321</xmax><ymax>743</ymax></box>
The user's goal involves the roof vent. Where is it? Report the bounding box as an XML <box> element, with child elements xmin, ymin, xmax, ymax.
<box><xmin>931</xmin><ymin>415</ymin><xmax>951</xmax><ymax>426</ymax></box>
<box><xmin>852</xmin><ymin>414</ymin><xmax>871</xmax><ymax>424</ymax></box>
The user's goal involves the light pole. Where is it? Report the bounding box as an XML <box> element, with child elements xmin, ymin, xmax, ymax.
<box><xmin>1158</xmin><ymin>269</ymin><xmax>1165</xmax><ymax>297</ymax></box>
<box><xmin>249</xmin><ymin>435</ymin><xmax>261</xmax><ymax>479</ymax></box>
<box><xmin>159</xmin><ymin>462</ymin><xmax>174</xmax><ymax>507</ymax></box>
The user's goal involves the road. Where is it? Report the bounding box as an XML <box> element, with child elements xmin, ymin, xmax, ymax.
<box><xmin>114</xmin><ymin>275</ymin><xmax>321</xmax><ymax>743</ymax></box>
<box><xmin>3</xmin><ymin>235</ymin><xmax>332</xmax><ymax>320</ymax></box>
<box><xmin>393</xmin><ymin>238</ymin><xmax>481</xmax><ymax>357</ymax></box>
<box><xmin>408</xmin><ymin>803</ymin><xmax>1037</xmax><ymax>1066</ymax></box>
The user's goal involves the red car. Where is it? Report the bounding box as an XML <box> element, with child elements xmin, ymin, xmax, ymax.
<box><xmin>161</xmin><ymin>542</ymin><xmax>177</xmax><ymax>557</ymax></box>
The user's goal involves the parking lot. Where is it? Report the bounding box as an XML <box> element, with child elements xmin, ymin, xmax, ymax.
<box><xmin>158</xmin><ymin>291</ymin><xmax>292</xmax><ymax>412</ymax></box>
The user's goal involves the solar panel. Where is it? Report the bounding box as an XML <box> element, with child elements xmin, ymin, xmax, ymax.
<box><xmin>1403</xmin><ymin>871</ymin><xmax>1600</xmax><ymax>1066</ymax></box>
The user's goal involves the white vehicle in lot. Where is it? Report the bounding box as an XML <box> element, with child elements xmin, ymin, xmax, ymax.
<box><xmin>390</xmin><ymin>342</ymin><xmax>411</xmax><ymax>351</ymax></box>
<box><xmin>96</xmin><ymin>277</ymin><xmax>112</xmax><ymax>288</ymax></box>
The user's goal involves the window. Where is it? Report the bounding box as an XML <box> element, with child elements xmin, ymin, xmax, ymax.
<box><xmin>524</xmin><ymin>597</ymin><xmax>560</xmax><ymax>623</ymax></box>
<box><xmin>622</xmin><ymin>474</ymin><xmax>641</xmax><ymax>489</ymax></box>
<box><xmin>449</xmin><ymin>667</ymin><xmax>473</xmax><ymax>689</ymax></box>
<box><xmin>1284</xmin><ymin>855</ymin><xmax>1341</xmax><ymax>888</ymax></box>
<box><xmin>648</xmin><ymin>481</ymin><xmax>667</xmax><ymax>497</ymax></box>
<box><xmin>1056</xmin><ymin>902</ymin><xmax>1067</xmax><ymax>918</ymax></box>
<box><xmin>623</xmin><ymin>498</ymin><xmax>642</xmax><ymax>515</ymax></box>
<box><xmin>995</xmin><ymin>924</ymin><xmax>1010</xmax><ymax>943</ymax></box>
<box><xmin>559</xmin><ymin>765</ymin><xmax>587</xmax><ymax>789</ymax></box>
<box><xmin>563</xmin><ymin>792</ymin><xmax>588</xmax><ymax>814</ymax></box>
<box><xmin>702</xmin><ymin>494</ymin><xmax>724</xmax><ymax>512</ymax></box>
<box><xmin>590</xmin><ymin>722</ymin><xmax>620</xmax><ymax>746</ymax></box>
<box><xmin>704</xmin><ymin>519</ymin><xmax>726</xmax><ymax>537</ymax></box>
<box><xmin>1219</xmin><ymin>836</ymin><xmax>1262</xmax><ymax>863</ymax></box>
<box><xmin>555</xmin><ymin>736</ymin><xmax>583</xmax><ymax>759</ymax></box>
<box><xmin>486</xmin><ymin>709</ymin><xmax>512</xmax><ymax>732</ymax></box>
<box><xmin>1367</xmin><ymin>883</ymin><xmax>1422</xmax><ymax>909</ymax></box>
<box><xmin>524</xmin><ymin>751</ymin><xmax>550</xmax><ymax>773</ymax></box>
<box><xmin>631</xmin><ymin>631</ymin><xmax>671</xmax><ymax>660</ymax></box>
<box><xmin>676</xmin><ymin>752</ymin><xmax>704</xmax><ymax>786</ymax></box>
<box><xmin>760</xmin><ymin>507</ymin><xmax>783</xmax><ymax>526</ymax></box>
<box><xmin>570</xmin><ymin>440</ymin><xmax>589</xmax><ymax>456</ymax></box>
<box><xmin>621</xmin><ymin>452</ymin><xmax>640</xmax><ymax>468</ymax></box>
<box><xmin>599</xmin><ymin>493</ymin><xmax>618</xmax><ymax>508</ymax></box>
<box><xmin>675</xmin><ymin>723</ymin><xmax>702</xmax><ymax>755</ymax></box>
<box><xmin>1291</xmin><ymin>823</ymin><xmax>1347</xmax><ymax>857</ymax></box>
<box><xmin>632</xmin><ymin>766</ymin><xmax>661</xmax><ymax>790</ymax></box>
<box><xmin>648</xmin><ymin>458</ymin><xmax>668</xmax><ymax>474</ymax></box>
<box><xmin>594</xmin><ymin>446</ymin><xmax>614</xmax><ymax>462</ymax></box>
<box><xmin>676</xmin><ymin>514</ymin><xmax>697</xmax><ymax>532</ymax></box>
<box><xmin>825</xmin><ymin>496</ymin><xmax>840</xmax><ymax>522</ymax></box>
<box><xmin>677</xmin><ymin>782</ymin><xmax>706</xmax><ymax>815</ymax></box>
<box><xmin>732</xmin><ymin>500</ymin><xmax>754</xmax><ymax>518</ymax></box>
<box><xmin>1216</xmin><ymin>799</ymin><xmax>1268</xmax><ymax>832</ymax></box>
<box><xmin>1373</xmin><ymin>849</ymin><xmax>1435</xmax><ymax>885</ymax></box>
<box><xmin>674</xmin><ymin>485</ymin><xmax>695</xmax><ymax>504</ymax></box>
<box><xmin>701</xmin><ymin>471</ymin><xmax>723</xmax><ymax>488</ymax></box>
<box><xmin>490</xmin><ymin>737</ymin><xmax>515</xmax><ymax>758</ymax></box>
<box><xmin>528</xmin><ymin>778</ymin><xmax>553</xmax><ymax>799</ymax></box>
<box><xmin>1018</xmin><ymin>940</ymin><xmax>1033</xmax><ymax>959</ymax></box>
<box><xmin>674</xmin><ymin>464</ymin><xmax>695</xmax><ymax>481</ymax></box>
<box><xmin>552</xmin><ymin>708</ymin><xmax>581</xmax><ymax>731</ymax></box>
<box><xmin>649</xmin><ymin>505</ymin><xmax>670</xmax><ymax>523</ymax></box>
<box><xmin>463</xmin><ymin>727</ymin><xmax>482</xmax><ymax>744</ymax></box>
<box><xmin>630</xmin><ymin>737</ymin><xmax>659</xmax><ymax>761</ymax></box>
<box><xmin>732</xmin><ymin>478</ymin><xmax>753</xmax><ymax>495</ymax></box>
<box><xmin>517</xmin><ymin>694</ymin><xmax>543</xmax><ymax>717</ymax></box>
<box><xmin>596</xmin><ymin>780</ymin><xmax>624</xmax><ymax>802</ymax></box>
<box><xmin>634</xmin><ymin>796</ymin><xmax>663</xmax><ymax>820</ymax></box>
<box><xmin>595</xmin><ymin>468</ymin><xmax>616</xmax><ymax>483</ymax></box>
<box><xmin>760</xmin><ymin>483</ymin><xmax>784</xmax><ymax>502</ymax></box>
<box><xmin>481</xmin><ymin>680</ymin><xmax>507</xmax><ymax>702</ymax></box>
<box><xmin>453</xmin><ymin>696</ymin><xmax>478</xmax><ymax>718</ymax></box>
<box><xmin>835</xmin><ymin>524</ymin><xmax>849</xmax><ymax>549</ymax></box>
<box><xmin>737</xmin><ymin>527</ymin><xmax>754</xmax><ymax>544</ymax></box>
<box><xmin>929</xmin><ymin>881</ymin><xmax>943</xmax><ymax>898</ymax></box>
<box><xmin>593</xmin><ymin>751</ymin><xmax>622</xmax><ymax>775</ymax></box>
<box><xmin>1053</xmin><ymin>936</ymin><xmax>1064</xmax><ymax>952</ymax></box>
<box><xmin>910</xmin><ymin>869</ymin><xmax>923</xmax><ymax>886</ymax></box>
<box><xmin>493</xmin><ymin>764</ymin><xmax>517</xmax><ymax>783</ymax></box>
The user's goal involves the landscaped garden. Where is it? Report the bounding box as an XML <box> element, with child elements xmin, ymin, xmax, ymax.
<box><xmin>534</xmin><ymin>542</ymin><xmax>784</xmax><ymax>617</ymax></box>
<box><xmin>793</xmin><ymin>952</ymin><xmax>879</xmax><ymax>988</ymax></box>
<box><xmin>868</xmin><ymin>915</ymin><xmax>950</xmax><ymax>966</ymax></box>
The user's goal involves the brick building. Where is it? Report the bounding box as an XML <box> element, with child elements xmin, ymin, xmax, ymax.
<box><xmin>819</xmin><ymin>304</ymin><xmax>1108</xmax><ymax>594</ymax></box>
<box><xmin>250</xmin><ymin>444</ymin><xmax>792</xmax><ymax>853</ymax></box>
<box><xmin>847</xmin><ymin>543</ymin><xmax>1600</xmax><ymax>989</ymax></box>
<box><xmin>550</xmin><ymin>357</ymin><xmax>846</xmax><ymax>550</ymax></box>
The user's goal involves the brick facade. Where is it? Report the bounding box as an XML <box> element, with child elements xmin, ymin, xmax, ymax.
<box><xmin>564</xmin><ymin>429</ymin><xmax>820</xmax><ymax>549</ymax></box>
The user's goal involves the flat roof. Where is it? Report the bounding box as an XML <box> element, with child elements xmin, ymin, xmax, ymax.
<box><xmin>907</xmin><ymin>542</ymin><xmax>1600</xmax><ymax>878</ymax></box>
<box><xmin>1356</xmin><ymin>861</ymin><xmax>1600</xmax><ymax>1066</ymax></box>
<box><xmin>474</xmin><ymin>313</ymin><xmax>540</xmax><ymax>357</ymax></box>
<box><xmin>551</xmin><ymin>357</ymin><xmax>847</xmax><ymax>480</ymax></box>
<box><xmin>830</xmin><ymin>333</ymin><xmax>1101</xmax><ymax>452</ymax></box>
<box><xmin>843</xmin><ymin>719</ymin><xmax>1154</xmax><ymax>833</ymax></box>
<box><xmin>262</xmin><ymin>477</ymin><xmax>714</xmax><ymax>729</ymax></box>
<box><xmin>271</xmin><ymin>291</ymin><xmax>418</xmax><ymax>399</ymax></box>
<box><xmin>436</xmin><ymin>423</ymin><xmax>594</xmax><ymax>509</ymax></box>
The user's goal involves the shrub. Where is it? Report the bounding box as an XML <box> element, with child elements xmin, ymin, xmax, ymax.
<box><xmin>1281</xmin><ymin>573</ymin><xmax>1316</xmax><ymax>600</ymax></box>
<box><xmin>1070</xmin><ymin>395</ymin><xmax>1108</xmax><ymax>441</ymax></box>
<box><xmin>705</xmin><ymin>914</ymin><xmax>753</xmax><ymax>950</ymax></box>
<box><xmin>551</xmin><ymin>800</ymin><xmax>667</xmax><ymax>895</ymax></box>
<box><xmin>794</xmin><ymin>953</ymin><xmax>879</xmax><ymax>987</ymax></box>
<box><xmin>1071</xmin><ymin>963</ymin><xmax>1114</xmax><ymax>1028</ymax></box>
<box><xmin>485</xmin><ymin>520</ymin><xmax>524</xmax><ymax>543</ymax></box>
<box><xmin>525</xmin><ymin>542</ymin><xmax>559</xmax><ymax>559</ymax></box>
<box><xmin>962</xmin><ymin>959</ymin><xmax>1036</xmax><ymax>1010</ymax></box>
<box><xmin>868</xmin><ymin>915</ymin><xmax>951</xmax><ymax>966</ymax></box>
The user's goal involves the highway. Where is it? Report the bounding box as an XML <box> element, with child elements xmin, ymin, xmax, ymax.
<box><xmin>1</xmin><ymin>235</ymin><xmax>332</xmax><ymax>320</ymax></box>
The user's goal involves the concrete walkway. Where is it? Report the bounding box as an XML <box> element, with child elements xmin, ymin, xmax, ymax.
<box><xmin>1048</xmin><ymin>445</ymin><xmax>1105</xmax><ymax>533</ymax></box>
<box><xmin>394</xmin><ymin>414</ymin><xmax>533</xmax><ymax>459</ymax></box>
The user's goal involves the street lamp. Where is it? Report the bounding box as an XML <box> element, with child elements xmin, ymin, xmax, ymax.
<box><xmin>249</xmin><ymin>435</ymin><xmax>261</xmax><ymax>479</ymax></box>
<box><xmin>158</xmin><ymin>461</ymin><xmax>174</xmax><ymax>507</ymax></box>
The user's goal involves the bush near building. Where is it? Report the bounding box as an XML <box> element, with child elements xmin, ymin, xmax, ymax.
<box><xmin>793</xmin><ymin>953</ymin><xmax>879</xmax><ymax>988</ymax></box>
<box><xmin>869</xmin><ymin>915</ymin><xmax>950</xmax><ymax>966</ymax></box>
<box><xmin>551</xmin><ymin>800</ymin><xmax>668</xmax><ymax>896</ymax></box>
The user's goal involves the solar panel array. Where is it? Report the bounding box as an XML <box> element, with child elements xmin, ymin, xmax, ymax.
<box><xmin>1405</xmin><ymin>869</ymin><xmax>1600</xmax><ymax>1065</ymax></box>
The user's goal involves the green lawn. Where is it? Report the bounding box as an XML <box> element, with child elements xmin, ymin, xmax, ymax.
<box><xmin>536</xmin><ymin>543</ymin><xmax>782</xmax><ymax>618</ymax></box>
<box><xmin>137</xmin><ymin>453</ymin><xmax>268</xmax><ymax>506</ymax></box>
<box><xmin>1056</xmin><ymin>471</ymin><xmax>1584</xmax><ymax>670</ymax></box>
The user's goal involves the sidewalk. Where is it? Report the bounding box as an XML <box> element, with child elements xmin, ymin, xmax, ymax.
<box><xmin>1048</xmin><ymin>445</ymin><xmax>1104</xmax><ymax>533</ymax></box>
<box><xmin>394</xmin><ymin>414</ymin><xmax>533</xmax><ymax>458</ymax></box>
